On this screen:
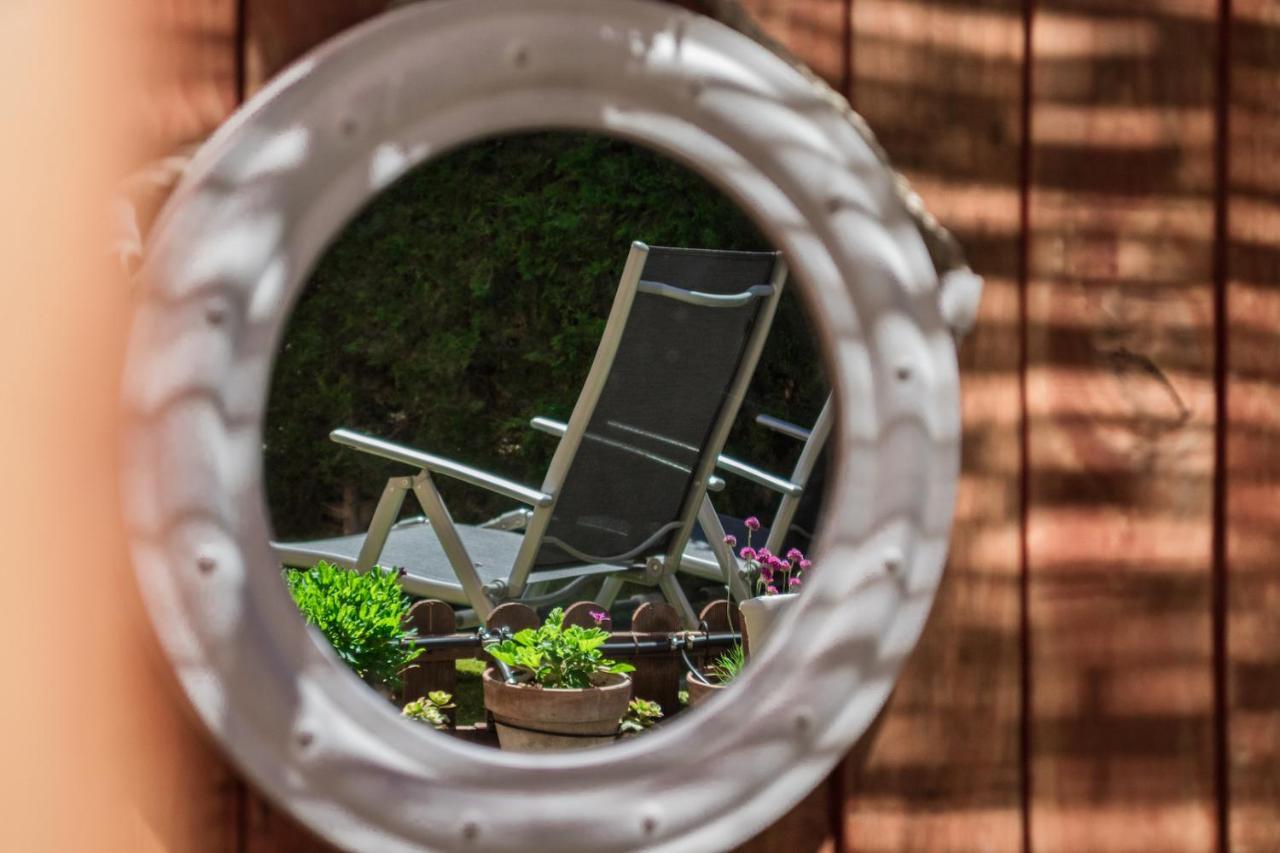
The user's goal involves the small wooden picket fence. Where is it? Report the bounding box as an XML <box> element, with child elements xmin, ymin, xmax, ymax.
<box><xmin>398</xmin><ymin>598</ymin><xmax>743</xmax><ymax>743</ymax></box>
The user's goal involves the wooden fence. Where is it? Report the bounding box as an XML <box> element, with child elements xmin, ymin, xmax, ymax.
<box><xmin>400</xmin><ymin>599</ymin><xmax>742</xmax><ymax>732</ymax></box>
<box><xmin>129</xmin><ymin>0</ymin><xmax>1280</xmax><ymax>850</ymax></box>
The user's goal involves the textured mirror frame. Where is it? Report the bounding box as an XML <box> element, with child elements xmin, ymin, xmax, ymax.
<box><xmin>121</xmin><ymin>1</ymin><xmax>963</xmax><ymax>850</ymax></box>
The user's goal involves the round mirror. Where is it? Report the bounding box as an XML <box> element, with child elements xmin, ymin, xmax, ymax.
<box><xmin>122</xmin><ymin>1</ymin><xmax>963</xmax><ymax>849</ymax></box>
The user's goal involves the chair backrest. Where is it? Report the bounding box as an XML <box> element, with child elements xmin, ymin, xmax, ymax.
<box><xmin>522</xmin><ymin>243</ymin><xmax>784</xmax><ymax>574</ymax></box>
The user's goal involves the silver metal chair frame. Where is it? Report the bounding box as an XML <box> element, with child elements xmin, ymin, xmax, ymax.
<box><xmin>275</xmin><ymin>242</ymin><xmax>787</xmax><ymax>627</ymax></box>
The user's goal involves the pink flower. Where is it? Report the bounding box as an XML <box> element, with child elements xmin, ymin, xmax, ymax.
<box><xmin>723</xmin><ymin>534</ymin><xmax>737</xmax><ymax>548</ymax></box>
<box><xmin>739</xmin><ymin>546</ymin><xmax>757</xmax><ymax>561</ymax></box>
<box><xmin>744</xmin><ymin>516</ymin><xmax>761</xmax><ymax>532</ymax></box>
<box><xmin>589</xmin><ymin>609</ymin><xmax>608</xmax><ymax>625</ymax></box>
<box><xmin>798</xmin><ymin>559</ymin><xmax>812</xmax><ymax>572</ymax></box>
<box><xmin>756</xmin><ymin>548</ymin><xmax>773</xmax><ymax>563</ymax></box>
<box><xmin>768</xmin><ymin>556</ymin><xmax>788</xmax><ymax>572</ymax></box>
<box><xmin>786</xmin><ymin>548</ymin><xmax>805</xmax><ymax>563</ymax></box>
<box><xmin>788</xmin><ymin>576</ymin><xmax>802</xmax><ymax>590</ymax></box>
<box><xmin>759</xmin><ymin>562</ymin><xmax>775</xmax><ymax>580</ymax></box>
<box><xmin>765</xmin><ymin>585</ymin><xmax>779</xmax><ymax>595</ymax></box>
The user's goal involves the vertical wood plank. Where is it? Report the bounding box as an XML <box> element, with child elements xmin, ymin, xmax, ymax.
<box><xmin>138</xmin><ymin>0</ymin><xmax>239</xmax><ymax>160</ymax></box>
<box><xmin>1026</xmin><ymin>1</ymin><xmax>1219</xmax><ymax>849</ymax></box>
<box><xmin>840</xmin><ymin>0</ymin><xmax>1028</xmax><ymax>849</ymax></box>
<box><xmin>629</xmin><ymin>602</ymin><xmax>684</xmax><ymax>714</ymax></box>
<box><xmin>243</xmin><ymin>0</ymin><xmax>387</xmax><ymax>94</ymax></box>
<box><xmin>1226</xmin><ymin>2</ymin><xmax>1280</xmax><ymax>850</ymax></box>
<box><xmin>737</xmin><ymin>783</ymin><xmax>838</xmax><ymax>853</ymax></box>
<box><xmin>128</xmin><ymin>4</ymin><xmax>246</xmax><ymax>851</ymax></box>
<box><xmin>243</xmin><ymin>789</ymin><xmax>337</xmax><ymax>853</ymax></box>
<box><xmin>128</xmin><ymin>649</ymin><xmax>243</xmax><ymax>853</ymax></box>
<box><xmin>726</xmin><ymin>5</ymin><xmax>846</xmax><ymax>849</ymax></box>
<box><xmin>738</xmin><ymin>0</ymin><xmax>850</xmax><ymax>87</ymax></box>
<box><xmin>402</xmin><ymin>599</ymin><xmax>459</xmax><ymax>709</ymax></box>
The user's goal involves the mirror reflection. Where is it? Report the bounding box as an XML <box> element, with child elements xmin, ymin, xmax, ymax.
<box><xmin>266</xmin><ymin>132</ymin><xmax>830</xmax><ymax>750</ymax></box>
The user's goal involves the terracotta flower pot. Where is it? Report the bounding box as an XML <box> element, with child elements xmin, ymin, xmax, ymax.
<box><xmin>738</xmin><ymin>593</ymin><xmax>798</xmax><ymax>655</ymax></box>
<box><xmin>685</xmin><ymin>671</ymin><xmax>727</xmax><ymax>706</ymax></box>
<box><xmin>482</xmin><ymin>668</ymin><xmax>632</xmax><ymax>752</ymax></box>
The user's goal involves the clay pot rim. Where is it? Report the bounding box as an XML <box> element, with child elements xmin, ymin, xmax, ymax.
<box><xmin>482</xmin><ymin>667</ymin><xmax>631</xmax><ymax>693</ymax></box>
<box><xmin>693</xmin><ymin>671</ymin><xmax>730</xmax><ymax>688</ymax></box>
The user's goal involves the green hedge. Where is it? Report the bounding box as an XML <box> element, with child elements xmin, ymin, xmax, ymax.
<box><xmin>265</xmin><ymin>132</ymin><xmax>827</xmax><ymax>539</ymax></box>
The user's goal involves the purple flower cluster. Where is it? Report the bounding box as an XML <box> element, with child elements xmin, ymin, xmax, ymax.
<box><xmin>732</xmin><ymin>513</ymin><xmax>814</xmax><ymax>597</ymax></box>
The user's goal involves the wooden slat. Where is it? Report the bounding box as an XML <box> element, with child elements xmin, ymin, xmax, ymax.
<box><xmin>1227</xmin><ymin>2</ymin><xmax>1280</xmax><ymax>850</ymax></box>
<box><xmin>243</xmin><ymin>788</ymin><xmax>336</xmax><ymax>853</ymax></box>
<box><xmin>839</xmin><ymin>0</ymin><xmax>1027</xmax><ymax>849</ymax></box>
<box><xmin>402</xmin><ymin>599</ymin><xmax>458</xmax><ymax>710</ymax></box>
<box><xmin>563</xmin><ymin>600</ymin><xmax>614</xmax><ymax>630</ymax></box>
<box><xmin>738</xmin><ymin>782</ymin><xmax>838</xmax><ymax>853</ymax></box>
<box><xmin>127</xmin><ymin>650</ymin><xmax>243</xmax><ymax>853</ymax></box>
<box><xmin>137</xmin><ymin>0</ymin><xmax>239</xmax><ymax>161</ymax></box>
<box><xmin>243</xmin><ymin>0</ymin><xmax>387</xmax><ymax>94</ymax></box>
<box><xmin>629</xmin><ymin>602</ymin><xmax>684</xmax><ymax>714</ymax></box>
<box><xmin>1026</xmin><ymin>1</ymin><xmax>1219</xmax><ymax>849</ymax></box>
<box><xmin>695</xmin><ymin>599</ymin><xmax>743</xmax><ymax>672</ymax></box>
<box><xmin>739</xmin><ymin>0</ymin><xmax>849</xmax><ymax>88</ymax></box>
<box><xmin>124</xmin><ymin>5</ymin><xmax>243</xmax><ymax>853</ymax></box>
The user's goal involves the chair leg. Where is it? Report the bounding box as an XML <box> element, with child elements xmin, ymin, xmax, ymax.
<box><xmin>595</xmin><ymin>576</ymin><xmax>625</xmax><ymax>609</ymax></box>
<box><xmin>354</xmin><ymin>477</ymin><xmax>411</xmax><ymax>572</ymax></box>
<box><xmin>696</xmin><ymin>496</ymin><xmax>751</xmax><ymax>602</ymax></box>
<box><xmin>657</xmin><ymin>574</ymin><xmax>699</xmax><ymax>630</ymax></box>
<box><xmin>411</xmin><ymin>471</ymin><xmax>493</xmax><ymax>622</ymax></box>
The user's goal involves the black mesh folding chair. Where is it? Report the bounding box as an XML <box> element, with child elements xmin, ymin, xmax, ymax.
<box><xmin>273</xmin><ymin>242</ymin><xmax>787</xmax><ymax>627</ymax></box>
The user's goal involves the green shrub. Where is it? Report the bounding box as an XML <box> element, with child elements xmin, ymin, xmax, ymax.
<box><xmin>265</xmin><ymin>132</ymin><xmax>828</xmax><ymax>539</ymax></box>
<box><xmin>284</xmin><ymin>560</ymin><xmax>422</xmax><ymax>690</ymax></box>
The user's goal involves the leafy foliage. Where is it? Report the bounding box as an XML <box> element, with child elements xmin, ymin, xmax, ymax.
<box><xmin>619</xmin><ymin>698</ymin><xmax>664</xmax><ymax>736</ymax></box>
<box><xmin>265</xmin><ymin>132</ymin><xmax>828</xmax><ymax>539</ymax></box>
<box><xmin>402</xmin><ymin>691</ymin><xmax>456</xmax><ymax>730</ymax></box>
<box><xmin>486</xmin><ymin>607</ymin><xmax>634</xmax><ymax>689</ymax></box>
<box><xmin>284</xmin><ymin>560</ymin><xmax>423</xmax><ymax>691</ymax></box>
<box><xmin>707</xmin><ymin>643</ymin><xmax>746</xmax><ymax>685</ymax></box>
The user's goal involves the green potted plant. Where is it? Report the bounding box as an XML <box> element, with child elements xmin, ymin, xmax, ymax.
<box><xmin>731</xmin><ymin>517</ymin><xmax>812</xmax><ymax>654</ymax></box>
<box><xmin>686</xmin><ymin>643</ymin><xmax>743</xmax><ymax>706</ymax></box>
<box><xmin>483</xmin><ymin>607</ymin><xmax>635</xmax><ymax>752</ymax></box>
<box><xmin>284</xmin><ymin>560</ymin><xmax>423</xmax><ymax>696</ymax></box>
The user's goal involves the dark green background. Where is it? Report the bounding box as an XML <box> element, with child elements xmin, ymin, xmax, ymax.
<box><xmin>265</xmin><ymin>132</ymin><xmax>828</xmax><ymax>539</ymax></box>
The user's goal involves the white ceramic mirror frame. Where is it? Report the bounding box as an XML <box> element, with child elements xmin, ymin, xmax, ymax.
<box><xmin>122</xmin><ymin>1</ymin><xmax>962</xmax><ymax>850</ymax></box>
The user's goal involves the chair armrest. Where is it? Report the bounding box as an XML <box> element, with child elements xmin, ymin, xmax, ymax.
<box><xmin>330</xmin><ymin>428</ymin><xmax>553</xmax><ymax>507</ymax></box>
<box><xmin>530</xmin><ymin>416</ymin><xmax>566</xmax><ymax>438</ymax></box>
<box><xmin>716</xmin><ymin>454</ymin><xmax>804</xmax><ymax>497</ymax></box>
<box><xmin>530</xmin><ymin>416</ymin><xmax>726</xmax><ymax>491</ymax></box>
<box><xmin>755</xmin><ymin>413</ymin><xmax>812</xmax><ymax>443</ymax></box>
